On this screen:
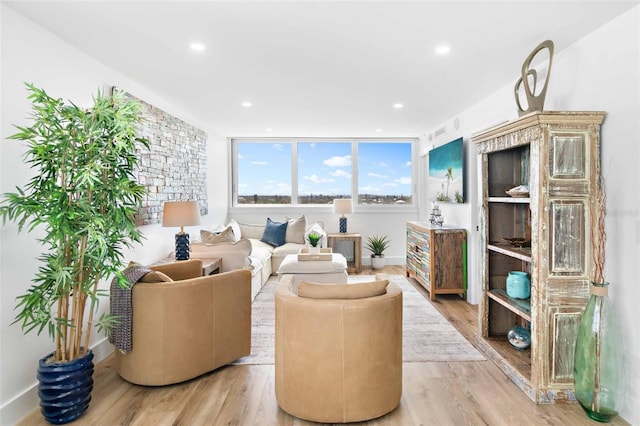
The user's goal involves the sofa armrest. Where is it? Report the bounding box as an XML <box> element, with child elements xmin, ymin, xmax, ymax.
<box><xmin>190</xmin><ymin>238</ymin><xmax>251</xmax><ymax>273</ymax></box>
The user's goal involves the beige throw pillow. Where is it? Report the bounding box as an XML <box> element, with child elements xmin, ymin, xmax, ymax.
<box><xmin>285</xmin><ymin>215</ymin><xmax>307</xmax><ymax>244</ymax></box>
<box><xmin>200</xmin><ymin>226</ymin><xmax>235</xmax><ymax>244</ymax></box>
<box><xmin>298</xmin><ymin>279</ymin><xmax>389</xmax><ymax>299</ymax></box>
<box><xmin>139</xmin><ymin>270</ymin><xmax>173</xmax><ymax>283</ymax></box>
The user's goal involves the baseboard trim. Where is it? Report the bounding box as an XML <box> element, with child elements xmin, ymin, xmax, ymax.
<box><xmin>0</xmin><ymin>338</ymin><xmax>114</xmax><ymax>425</ymax></box>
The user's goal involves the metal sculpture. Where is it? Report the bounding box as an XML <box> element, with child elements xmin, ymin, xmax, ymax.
<box><xmin>514</xmin><ymin>40</ymin><xmax>554</xmax><ymax>116</ymax></box>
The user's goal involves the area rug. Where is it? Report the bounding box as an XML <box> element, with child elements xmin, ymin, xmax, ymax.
<box><xmin>232</xmin><ymin>275</ymin><xmax>485</xmax><ymax>365</ymax></box>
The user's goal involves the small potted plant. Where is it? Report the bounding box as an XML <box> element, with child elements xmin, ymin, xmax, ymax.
<box><xmin>308</xmin><ymin>232</ymin><xmax>322</xmax><ymax>254</ymax></box>
<box><xmin>366</xmin><ymin>234</ymin><xmax>390</xmax><ymax>270</ymax></box>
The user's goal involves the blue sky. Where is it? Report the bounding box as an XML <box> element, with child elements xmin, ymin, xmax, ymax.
<box><xmin>237</xmin><ymin>141</ymin><xmax>412</xmax><ymax>197</ymax></box>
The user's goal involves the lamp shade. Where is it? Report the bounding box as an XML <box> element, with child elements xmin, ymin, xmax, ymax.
<box><xmin>332</xmin><ymin>198</ymin><xmax>353</xmax><ymax>215</ymax></box>
<box><xmin>162</xmin><ymin>201</ymin><xmax>201</xmax><ymax>229</ymax></box>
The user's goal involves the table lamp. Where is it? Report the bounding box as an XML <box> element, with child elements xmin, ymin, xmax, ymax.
<box><xmin>162</xmin><ymin>201</ymin><xmax>201</xmax><ymax>260</ymax></box>
<box><xmin>333</xmin><ymin>198</ymin><xmax>353</xmax><ymax>233</ymax></box>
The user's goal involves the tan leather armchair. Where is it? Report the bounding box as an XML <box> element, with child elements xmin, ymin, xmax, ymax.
<box><xmin>275</xmin><ymin>275</ymin><xmax>403</xmax><ymax>423</ymax></box>
<box><xmin>115</xmin><ymin>260</ymin><xmax>251</xmax><ymax>386</ymax></box>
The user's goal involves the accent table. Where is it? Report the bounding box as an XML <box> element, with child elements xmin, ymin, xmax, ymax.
<box><xmin>327</xmin><ymin>233</ymin><xmax>362</xmax><ymax>273</ymax></box>
<box><xmin>153</xmin><ymin>256</ymin><xmax>221</xmax><ymax>276</ymax></box>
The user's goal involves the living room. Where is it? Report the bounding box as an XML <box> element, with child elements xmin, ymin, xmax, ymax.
<box><xmin>1</xmin><ymin>1</ymin><xmax>639</xmax><ymax>425</ymax></box>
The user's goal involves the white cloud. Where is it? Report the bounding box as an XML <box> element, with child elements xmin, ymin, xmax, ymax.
<box><xmin>304</xmin><ymin>174</ymin><xmax>335</xmax><ymax>184</ymax></box>
<box><xmin>368</xmin><ymin>172</ymin><xmax>388</xmax><ymax>178</ymax></box>
<box><xmin>324</xmin><ymin>155</ymin><xmax>351</xmax><ymax>167</ymax></box>
<box><xmin>331</xmin><ymin>169</ymin><xmax>351</xmax><ymax>178</ymax></box>
<box><xmin>251</xmin><ymin>161</ymin><xmax>268</xmax><ymax>165</ymax></box>
<box><xmin>379</xmin><ymin>161</ymin><xmax>390</xmax><ymax>168</ymax></box>
<box><xmin>238</xmin><ymin>154</ymin><xmax>245</xmax><ymax>159</ymax></box>
<box><xmin>396</xmin><ymin>177</ymin><xmax>412</xmax><ymax>185</ymax></box>
<box><xmin>359</xmin><ymin>185</ymin><xmax>381</xmax><ymax>193</ymax></box>
<box><xmin>272</xmin><ymin>143</ymin><xmax>283</xmax><ymax>151</ymax></box>
<box><xmin>382</xmin><ymin>182</ymin><xmax>398</xmax><ymax>187</ymax></box>
<box><xmin>405</xmin><ymin>161</ymin><xmax>412</xmax><ymax>167</ymax></box>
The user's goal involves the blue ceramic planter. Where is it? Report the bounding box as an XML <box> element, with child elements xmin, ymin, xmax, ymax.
<box><xmin>506</xmin><ymin>271</ymin><xmax>530</xmax><ymax>299</ymax></box>
<box><xmin>37</xmin><ymin>350</ymin><xmax>94</xmax><ymax>424</ymax></box>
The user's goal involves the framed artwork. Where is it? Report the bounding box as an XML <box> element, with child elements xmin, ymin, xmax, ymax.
<box><xmin>428</xmin><ymin>137</ymin><xmax>464</xmax><ymax>203</ymax></box>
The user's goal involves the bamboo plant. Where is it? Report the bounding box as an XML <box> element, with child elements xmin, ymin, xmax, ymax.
<box><xmin>0</xmin><ymin>84</ymin><xmax>148</xmax><ymax>363</ymax></box>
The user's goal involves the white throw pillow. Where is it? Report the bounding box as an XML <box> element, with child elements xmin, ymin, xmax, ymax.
<box><xmin>285</xmin><ymin>215</ymin><xmax>307</xmax><ymax>244</ymax></box>
<box><xmin>227</xmin><ymin>219</ymin><xmax>241</xmax><ymax>242</ymax></box>
<box><xmin>304</xmin><ymin>222</ymin><xmax>327</xmax><ymax>248</ymax></box>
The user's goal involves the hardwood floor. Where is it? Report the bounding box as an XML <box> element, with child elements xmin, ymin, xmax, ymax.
<box><xmin>18</xmin><ymin>265</ymin><xmax>629</xmax><ymax>425</ymax></box>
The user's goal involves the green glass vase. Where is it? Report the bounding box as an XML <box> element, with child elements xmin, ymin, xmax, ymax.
<box><xmin>573</xmin><ymin>282</ymin><xmax>624</xmax><ymax>422</ymax></box>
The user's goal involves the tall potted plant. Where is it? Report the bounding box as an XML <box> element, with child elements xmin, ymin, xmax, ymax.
<box><xmin>366</xmin><ymin>234</ymin><xmax>390</xmax><ymax>270</ymax></box>
<box><xmin>0</xmin><ymin>84</ymin><xmax>148</xmax><ymax>424</ymax></box>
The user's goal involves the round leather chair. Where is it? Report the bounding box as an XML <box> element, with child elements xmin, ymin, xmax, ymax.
<box><xmin>275</xmin><ymin>274</ymin><xmax>403</xmax><ymax>423</ymax></box>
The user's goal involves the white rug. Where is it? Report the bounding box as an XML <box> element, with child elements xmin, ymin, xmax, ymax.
<box><xmin>232</xmin><ymin>275</ymin><xmax>485</xmax><ymax>365</ymax></box>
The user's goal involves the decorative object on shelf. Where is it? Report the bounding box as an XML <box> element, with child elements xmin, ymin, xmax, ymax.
<box><xmin>38</xmin><ymin>350</ymin><xmax>94</xmax><ymax>424</ymax></box>
<box><xmin>503</xmin><ymin>237</ymin><xmax>531</xmax><ymax>248</ymax></box>
<box><xmin>428</xmin><ymin>137</ymin><xmax>465</xmax><ymax>203</ymax></box>
<box><xmin>505</xmin><ymin>184</ymin><xmax>530</xmax><ymax>198</ymax></box>
<box><xmin>162</xmin><ymin>200</ymin><xmax>201</xmax><ymax>260</ymax></box>
<box><xmin>508</xmin><ymin>325</ymin><xmax>531</xmax><ymax>350</ymax></box>
<box><xmin>574</xmin><ymin>178</ymin><xmax>623</xmax><ymax>423</ymax></box>
<box><xmin>514</xmin><ymin>40</ymin><xmax>554</xmax><ymax>116</ymax></box>
<box><xmin>332</xmin><ymin>198</ymin><xmax>353</xmax><ymax>233</ymax></box>
<box><xmin>0</xmin><ymin>84</ymin><xmax>147</xmax><ymax>424</ymax></box>
<box><xmin>429</xmin><ymin>201</ymin><xmax>444</xmax><ymax>226</ymax></box>
<box><xmin>506</xmin><ymin>271</ymin><xmax>531</xmax><ymax>299</ymax></box>
<box><xmin>365</xmin><ymin>234</ymin><xmax>391</xmax><ymax>270</ymax></box>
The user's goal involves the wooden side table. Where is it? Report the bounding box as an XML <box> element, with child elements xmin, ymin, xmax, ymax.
<box><xmin>153</xmin><ymin>256</ymin><xmax>221</xmax><ymax>276</ymax></box>
<box><xmin>327</xmin><ymin>233</ymin><xmax>362</xmax><ymax>273</ymax></box>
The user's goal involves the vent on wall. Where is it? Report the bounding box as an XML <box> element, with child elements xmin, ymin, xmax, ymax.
<box><xmin>434</xmin><ymin>126</ymin><xmax>446</xmax><ymax>137</ymax></box>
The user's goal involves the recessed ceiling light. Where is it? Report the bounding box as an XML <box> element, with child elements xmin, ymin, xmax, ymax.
<box><xmin>266</xmin><ymin>128</ymin><xmax>273</xmax><ymax>132</ymax></box>
<box><xmin>375</xmin><ymin>129</ymin><xmax>382</xmax><ymax>133</ymax></box>
<box><xmin>242</xmin><ymin>102</ymin><xmax>253</xmax><ymax>108</ymax></box>
<box><xmin>435</xmin><ymin>45</ymin><xmax>451</xmax><ymax>55</ymax></box>
<box><xmin>189</xmin><ymin>42</ymin><xmax>206</xmax><ymax>52</ymax></box>
<box><xmin>393</xmin><ymin>103</ymin><xmax>404</xmax><ymax>109</ymax></box>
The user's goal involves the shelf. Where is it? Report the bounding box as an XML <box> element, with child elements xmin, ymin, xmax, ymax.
<box><xmin>488</xmin><ymin>196</ymin><xmax>530</xmax><ymax>203</ymax></box>
<box><xmin>487</xmin><ymin>243</ymin><xmax>532</xmax><ymax>262</ymax></box>
<box><xmin>487</xmin><ymin>289</ymin><xmax>531</xmax><ymax>322</ymax></box>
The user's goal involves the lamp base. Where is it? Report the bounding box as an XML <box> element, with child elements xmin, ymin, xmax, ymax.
<box><xmin>175</xmin><ymin>233</ymin><xmax>190</xmax><ymax>260</ymax></box>
<box><xmin>339</xmin><ymin>217</ymin><xmax>348</xmax><ymax>233</ymax></box>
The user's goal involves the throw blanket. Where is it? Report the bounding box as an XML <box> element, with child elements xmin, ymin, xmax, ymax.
<box><xmin>109</xmin><ymin>264</ymin><xmax>152</xmax><ymax>353</ymax></box>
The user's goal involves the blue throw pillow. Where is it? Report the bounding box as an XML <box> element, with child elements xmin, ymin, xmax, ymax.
<box><xmin>261</xmin><ymin>218</ymin><xmax>288</xmax><ymax>247</ymax></box>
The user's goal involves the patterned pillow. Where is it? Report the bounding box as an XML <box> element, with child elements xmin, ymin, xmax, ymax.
<box><xmin>261</xmin><ymin>218</ymin><xmax>288</xmax><ymax>247</ymax></box>
<box><xmin>200</xmin><ymin>226</ymin><xmax>235</xmax><ymax>244</ymax></box>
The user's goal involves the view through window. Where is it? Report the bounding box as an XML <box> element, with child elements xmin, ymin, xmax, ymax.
<box><xmin>233</xmin><ymin>139</ymin><xmax>414</xmax><ymax>205</ymax></box>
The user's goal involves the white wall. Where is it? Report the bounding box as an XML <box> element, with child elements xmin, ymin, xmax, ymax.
<box><xmin>423</xmin><ymin>7</ymin><xmax>640</xmax><ymax>423</ymax></box>
<box><xmin>0</xmin><ymin>5</ymin><xmax>226</xmax><ymax>424</ymax></box>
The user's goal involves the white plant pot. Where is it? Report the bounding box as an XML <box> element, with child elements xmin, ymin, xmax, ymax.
<box><xmin>308</xmin><ymin>246</ymin><xmax>321</xmax><ymax>254</ymax></box>
<box><xmin>371</xmin><ymin>255</ymin><xmax>385</xmax><ymax>270</ymax></box>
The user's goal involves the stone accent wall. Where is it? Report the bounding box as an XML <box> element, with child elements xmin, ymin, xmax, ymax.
<box><xmin>118</xmin><ymin>89</ymin><xmax>208</xmax><ymax>225</ymax></box>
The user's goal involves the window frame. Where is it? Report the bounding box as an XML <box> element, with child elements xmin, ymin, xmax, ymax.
<box><xmin>230</xmin><ymin>137</ymin><xmax>418</xmax><ymax>211</ymax></box>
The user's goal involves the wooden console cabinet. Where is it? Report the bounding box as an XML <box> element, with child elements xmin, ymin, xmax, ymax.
<box><xmin>406</xmin><ymin>221</ymin><xmax>466</xmax><ymax>300</ymax></box>
<box><xmin>472</xmin><ymin>111</ymin><xmax>605</xmax><ymax>403</ymax></box>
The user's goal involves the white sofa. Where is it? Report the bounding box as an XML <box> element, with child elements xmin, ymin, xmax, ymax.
<box><xmin>189</xmin><ymin>216</ymin><xmax>325</xmax><ymax>300</ymax></box>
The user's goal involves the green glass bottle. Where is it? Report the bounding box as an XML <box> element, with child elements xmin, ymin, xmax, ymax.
<box><xmin>573</xmin><ymin>282</ymin><xmax>624</xmax><ymax>422</ymax></box>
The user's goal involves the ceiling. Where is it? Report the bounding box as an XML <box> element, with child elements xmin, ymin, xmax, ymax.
<box><xmin>5</xmin><ymin>1</ymin><xmax>638</xmax><ymax>138</ymax></box>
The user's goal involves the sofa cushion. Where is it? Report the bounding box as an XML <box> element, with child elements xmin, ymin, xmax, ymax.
<box><xmin>200</xmin><ymin>226</ymin><xmax>235</xmax><ymax>244</ymax></box>
<box><xmin>261</xmin><ymin>218</ymin><xmax>288</xmax><ymax>247</ymax></box>
<box><xmin>298</xmin><ymin>279</ymin><xmax>389</xmax><ymax>299</ymax></box>
<box><xmin>227</xmin><ymin>219</ymin><xmax>242</xmax><ymax>242</ymax></box>
<box><xmin>238</xmin><ymin>222</ymin><xmax>265</xmax><ymax>240</ymax></box>
<box><xmin>285</xmin><ymin>215</ymin><xmax>307</xmax><ymax>244</ymax></box>
<box><xmin>277</xmin><ymin>253</ymin><xmax>347</xmax><ymax>274</ymax></box>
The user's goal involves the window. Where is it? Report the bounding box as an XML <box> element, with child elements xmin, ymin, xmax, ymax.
<box><xmin>298</xmin><ymin>142</ymin><xmax>351</xmax><ymax>204</ymax></box>
<box><xmin>232</xmin><ymin>138</ymin><xmax>415</xmax><ymax>206</ymax></box>
<box><xmin>236</xmin><ymin>142</ymin><xmax>291</xmax><ymax>204</ymax></box>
